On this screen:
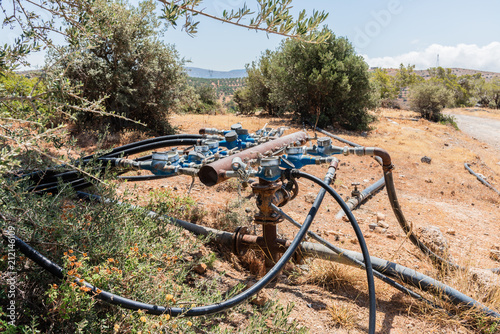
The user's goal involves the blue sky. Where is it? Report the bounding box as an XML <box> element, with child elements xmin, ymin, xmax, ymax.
<box><xmin>164</xmin><ymin>0</ymin><xmax>500</xmax><ymax>72</ymax></box>
<box><xmin>4</xmin><ymin>0</ymin><xmax>500</xmax><ymax>72</ymax></box>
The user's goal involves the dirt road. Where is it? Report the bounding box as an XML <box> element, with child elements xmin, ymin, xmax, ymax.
<box><xmin>448</xmin><ymin>112</ymin><xmax>500</xmax><ymax>151</ymax></box>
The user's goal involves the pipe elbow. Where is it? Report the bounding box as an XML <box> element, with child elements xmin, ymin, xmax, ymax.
<box><xmin>372</xmin><ymin>148</ymin><xmax>392</xmax><ymax>170</ymax></box>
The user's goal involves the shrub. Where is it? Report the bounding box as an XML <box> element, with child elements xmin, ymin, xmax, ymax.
<box><xmin>236</xmin><ymin>29</ymin><xmax>376</xmax><ymax>130</ymax></box>
<box><xmin>410</xmin><ymin>81</ymin><xmax>452</xmax><ymax>122</ymax></box>
<box><xmin>57</xmin><ymin>0</ymin><xmax>188</xmax><ymax>134</ymax></box>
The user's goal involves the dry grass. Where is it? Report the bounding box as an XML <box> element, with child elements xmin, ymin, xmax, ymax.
<box><xmin>328</xmin><ymin>302</ymin><xmax>361</xmax><ymax>331</ymax></box>
<box><xmin>299</xmin><ymin>259</ymin><xmax>366</xmax><ymax>292</ymax></box>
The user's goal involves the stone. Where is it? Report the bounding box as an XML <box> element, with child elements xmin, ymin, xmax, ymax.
<box><xmin>418</xmin><ymin>226</ymin><xmax>449</xmax><ymax>256</ymax></box>
<box><xmin>421</xmin><ymin>156</ymin><xmax>432</xmax><ymax>164</ymax></box>
<box><xmin>425</xmin><ymin>179</ymin><xmax>433</xmax><ymax>183</ymax></box>
<box><xmin>446</xmin><ymin>229</ymin><xmax>456</xmax><ymax>236</ymax></box>
<box><xmin>377</xmin><ymin>221</ymin><xmax>389</xmax><ymax>229</ymax></box>
<box><xmin>469</xmin><ymin>268</ymin><xmax>500</xmax><ymax>300</ymax></box>
<box><xmin>250</xmin><ymin>290</ymin><xmax>270</xmax><ymax>306</ymax></box>
<box><xmin>193</xmin><ymin>263</ymin><xmax>207</xmax><ymax>275</ymax></box>
<box><xmin>368</xmin><ymin>223</ymin><xmax>378</xmax><ymax>231</ymax></box>
<box><xmin>386</xmin><ymin>233</ymin><xmax>397</xmax><ymax>240</ymax></box>
<box><xmin>376</xmin><ymin>213</ymin><xmax>386</xmax><ymax>222</ymax></box>
<box><xmin>490</xmin><ymin>249</ymin><xmax>500</xmax><ymax>262</ymax></box>
<box><xmin>304</xmin><ymin>192</ymin><xmax>316</xmax><ymax>204</ymax></box>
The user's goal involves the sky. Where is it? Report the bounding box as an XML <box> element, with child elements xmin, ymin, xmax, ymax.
<box><xmin>3</xmin><ymin>0</ymin><xmax>500</xmax><ymax>72</ymax></box>
<box><xmin>163</xmin><ymin>0</ymin><xmax>500</xmax><ymax>72</ymax></box>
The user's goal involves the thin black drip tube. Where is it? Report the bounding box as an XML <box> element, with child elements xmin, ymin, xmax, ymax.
<box><xmin>288</xmin><ymin>169</ymin><xmax>376</xmax><ymax>334</ymax></box>
<box><xmin>3</xmin><ymin>188</ymin><xmax>319</xmax><ymax>317</ymax></box>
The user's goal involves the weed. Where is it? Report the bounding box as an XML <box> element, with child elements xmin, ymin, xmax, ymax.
<box><xmin>439</xmin><ymin>114</ymin><xmax>460</xmax><ymax>130</ymax></box>
<box><xmin>146</xmin><ymin>188</ymin><xmax>206</xmax><ymax>222</ymax></box>
<box><xmin>328</xmin><ymin>302</ymin><xmax>360</xmax><ymax>331</ymax></box>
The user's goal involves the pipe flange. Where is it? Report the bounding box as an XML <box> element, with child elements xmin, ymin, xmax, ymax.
<box><xmin>233</xmin><ymin>226</ymin><xmax>249</xmax><ymax>256</ymax></box>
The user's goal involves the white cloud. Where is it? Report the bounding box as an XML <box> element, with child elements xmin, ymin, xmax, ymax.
<box><xmin>363</xmin><ymin>42</ymin><xmax>500</xmax><ymax>72</ymax></box>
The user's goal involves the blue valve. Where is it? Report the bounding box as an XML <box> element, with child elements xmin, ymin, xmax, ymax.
<box><xmin>139</xmin><ymin>151</ymin><xmax>181</xmax><ymax>176</ymax></box>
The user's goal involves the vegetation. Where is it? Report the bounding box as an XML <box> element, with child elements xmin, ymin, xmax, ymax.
<box><xmin>409</xmin><ymin>80</ymin><xmax>452</xmax><ymax>121</ymax></box>
<box><xmin>234</xmin><ymin>29</ymin><xmax>376</xmax><ymax>130</ymax></box>
<box><xmin>0</xmin><ymin>0</ymin><xmax>331</xmax><ymax>332</ymax></box>
<box><xmin>58</xmin><ymin>0</ymin><xmax>189</xmax><ymax>134</ymax></box>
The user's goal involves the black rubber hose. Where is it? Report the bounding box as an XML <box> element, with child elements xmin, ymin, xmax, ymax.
<box><xmin>383</xmin><ymin>170</ymin><xmax>461</xmax><ymax>270</ymax></box>
<box><xmin>118</xmin><ymin>175</ymin><xmax>176</xmax><ymax>182</ymax></box>
<box><xmin>297</xmin><ymin>241</ymin><xmax>500</xmax><ymax>319</ymax></box>
<box><xmin>24</xmin><ymin>139</ymin><xmax>199</xmax><ymax>193</ymax></box>
<box><xmin>93</xmin><ymin>138</ymin><xmax>200</xmax><ymax>159</ymax></box>
<box><xmin>3</xmin><ymin>191</ymin><xmax>319</xmax><ymax>317</ymax></box>
<box><xmin>273</xmin><ymin>204</ymin><xmax>445</xmax><ymax>312</ymax></box>
<box><xmin>19</xmin><ymin>136</ymin><xmax>202</xmax><ymax>182</ymax></box>
<box><xmin>289</xmin><ymin>170</ymin><xmax>376</xmax><ymax>334</ymax></box>
<box><xmin>81</xmin><ymin>134</ymin><xmax>204</xmax><ymax>160</ymax></box>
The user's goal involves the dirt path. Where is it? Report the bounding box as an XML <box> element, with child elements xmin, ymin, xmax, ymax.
<box><xmin>447</xmin><ymin>112</ymin><xmax>500</xmax><ymax>151</ymax></box>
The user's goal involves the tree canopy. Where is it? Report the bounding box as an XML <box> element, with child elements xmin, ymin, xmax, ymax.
<box><xmin>235</xmin><ymin>29</ymin><xmax>376</xmax><ymax>130</ymax></box>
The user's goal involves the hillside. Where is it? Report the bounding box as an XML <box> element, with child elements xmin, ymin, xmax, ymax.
<box><xmin>371</xmin><ymin>67</ymin><xmax>500</xmax><ymax>81</ymax></box>
<box><xmin>186</xmin><ymin>67</ymin><xmax>247</xmax><ymax>79</ymax></box>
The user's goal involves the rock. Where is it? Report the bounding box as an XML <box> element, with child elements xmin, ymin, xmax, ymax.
<box><xmin>425</xmin><ymin>179</ymin><xmax>433</xmax><ymax>183</ymax></box>
<box><xmin>376</xmin><ymin>213</ymin><xmax>386</xmax><ymax>222</ymax></box>
<box><xmin>250</xmin><ymin>290</ymin><xmax>270</xmax><ymax>306</ymax></box>
<box><xmin>490</xmin><ymin>249</ymin><xmax>500</xmax><ymax>262</ymax></box>
<box><xmin>469</xmin><ymin>268</ymin><xmax>500</xmax><ymax>300</ymax></box>
<box><xmin>386</xmin><ymin>233</ymin><xmax>397</xmax><ymax>240</ymax></box>
<box><xmin>304</xmin><ymin>192</ymin><xmax>316</xmax><ymax>204</ymax></box>
<box><xmin>421</xmin><ymin>156</ymin><xmax>432</xmax><ymax>164</ymax></box>
<box><xmin>341</xmin><ymin>215</ymin><xmax>349</xmax><ymax>222</ymax></box>
<box><xmin>377</xmin><ymin>221</ymin><xmax>389</xmax><ymax>229</ymax></box>
<box><xmin>418</xmin><ymin>226</ymin><xmax>449</xmax><ymax>256</ymax></box>
<box><xmin>445</xmin><ymin>229</ymin><xmax>456</xmax><ymax>236</ymax></box>
<box><xmin>368</xmin><ymin>223</ymin><xmax>378</xmax><ymax>231</ymax></box>
<box><xmin>193</xmin><ymin>263</ymin><xmax>207</xmax><ymax>275</ymax></box>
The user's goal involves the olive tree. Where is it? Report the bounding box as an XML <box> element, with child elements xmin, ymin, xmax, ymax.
<box><xmin>236</xmin><ymin>29</ymin><xmax>376</xmax><ymax>130</ymax></box>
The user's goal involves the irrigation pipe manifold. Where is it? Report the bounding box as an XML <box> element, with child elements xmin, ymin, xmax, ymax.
<box><xmin>4</xmin><ymin>123</ymin><xmax>500</xmax><ymax>332</ymax></box>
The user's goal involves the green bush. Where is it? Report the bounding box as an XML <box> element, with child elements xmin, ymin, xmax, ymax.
<box><xmin>235</xmin><ymin>29</ymin><xmax>376</xmax><ymax>130</ymax></box>
<box><xmin>410</xmin><ymin>80</ymin><xmax>452</xmax><ymax>122</ymax></box>
<box><xmin>56</xmin><ymin>0</ymin><xmax>188</xmax><ymax>134</ymax></box>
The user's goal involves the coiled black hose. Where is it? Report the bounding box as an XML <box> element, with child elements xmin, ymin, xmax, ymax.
<box><xmin>287</xmin><ymin>169</ymin><xmax>376</xmax><ymax>334</ymax></box>
<box><xmin>26</xmin><ymin>138</ymin><xmax>201</xmax><ymax>194</ymax></box>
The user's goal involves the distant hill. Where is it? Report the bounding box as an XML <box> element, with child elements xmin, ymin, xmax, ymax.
<box><xmin>186</xmin><ymin>67</ymin><xmax>247</xmax><ymax>79</ymax></box>
<box><xmin>369</xmin><ymin>67</ymin><xmax>500</xmax><ymax>81</ymax></box>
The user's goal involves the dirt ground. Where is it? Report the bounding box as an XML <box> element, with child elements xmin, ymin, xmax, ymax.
<box><xmin>115</xmin><ymin>108</ymin><xmax>500</xmax><ymax>333</ymax></box>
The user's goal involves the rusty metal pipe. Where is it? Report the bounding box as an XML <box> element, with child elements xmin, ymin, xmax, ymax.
<box><xmin>198</xmin><ymin>131</ymin><xmax>308</xmax><ymax>186</ymax></box>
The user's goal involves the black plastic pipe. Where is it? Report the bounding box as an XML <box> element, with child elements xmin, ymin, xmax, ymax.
<box><xmin>273</xmin><ymin>204</ymin><xmax>445</xmax><ymax>312</ymax></box>
<box><xmin>465</xmin><ymin>163</ymin><xmax>500</xmax><ymax>196</ymax></box>
<box><xmin>10</xmin><ymin>189</ymin><xmax>318</xmax><ymax>317</ymax></box>
<box><xmin>288</xmin><ymin>170</ymin><xmax>376</xmax><ymax>334</ymax></box>
<box><xmin>298</xmin><ymin>242</ymin><xmax>500</xmax><ymax>319</ymax></box>
<box><xmin>335</xmin><ymin>176</ymin><xmax>386</xmax><ymax>219</ymax></box>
